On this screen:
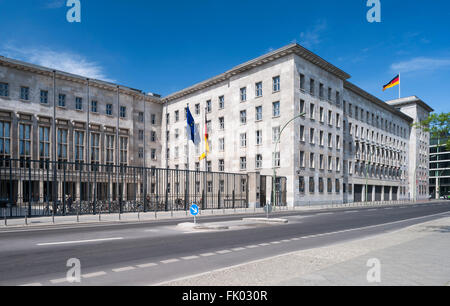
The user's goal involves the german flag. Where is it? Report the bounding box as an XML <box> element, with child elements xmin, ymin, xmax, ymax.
<box><xmin>383</xmin><ymin>75</ymin><xmax>400</xmax><ymax>91</ymax></box>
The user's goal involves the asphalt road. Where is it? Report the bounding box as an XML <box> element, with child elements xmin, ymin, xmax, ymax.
<box><xmin>0</xmin><ymin>201</ymin><xmax>449</xmax><ymax>286</ymax></box>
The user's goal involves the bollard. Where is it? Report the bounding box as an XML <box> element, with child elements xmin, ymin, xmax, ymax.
<box><xmin>3</xmin><ymin>208</ymin><xmax>6</xmax><ymax>226</ymax></box>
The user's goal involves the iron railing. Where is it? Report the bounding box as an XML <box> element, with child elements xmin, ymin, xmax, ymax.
<box><xmin>0</xmin><ymin>158</ymin><xmax>248</xmax><ymax>218</ymax></box>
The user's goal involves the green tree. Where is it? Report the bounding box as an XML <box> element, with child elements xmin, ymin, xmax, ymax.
<box><xmin>412</xmin><ymin>112</ymin><xmax>450</xmax><ymax>149</ymax></box>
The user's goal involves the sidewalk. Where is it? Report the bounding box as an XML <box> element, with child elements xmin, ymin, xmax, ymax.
<box><xmin>0</xmin><ymin>200</ymin><xmax>440</xmax><ymax>229</ymax></box>
<box><xmin>162</xmin><ymin>216</ymin><xmax>450</xmax><ymax>286</ymax></box>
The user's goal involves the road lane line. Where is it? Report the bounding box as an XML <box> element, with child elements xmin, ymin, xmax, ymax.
<box><xmin>246</xmin><ymin>245</ymin><xmax>259</xmax><ymax>249</ymax></box>
<box><xmin>161</xmin><ymin>258</ymin><xmax>180</xmax><ymax>264</ymax></box>
<box><xmin>181</xmin><ymin>255</ymin><xmax>200</xmax><ymax>260</ymax></box>
<box><xmin>200</xmin><ymin>252</ymin><xmax>216</xmax><ymax>257</ymax></box>
<box><xmin>216</xmin><ymin>250</ymin><xmax>232</xmax><ymax>254</ymax></box>
<box><xmin>231</xmin><ymin>247</ymin><xmax>246</xmax><ymax>251</ymax></box>
<box><xmin>112</xmin><ymin>266</ymin><xmax>136</xmax><ymax>273</ymax></box>
<box><xmin>137</xmin><ymin>263</ymin><xmax>158</xmax><ymax>268</ymax></box>
<box><xmin>258</xmin><ymin>243</ymin><xmax>271</xmax><ymax>246</ymax></box>
<box><xmin>82</xmin><ymin>271</ymin><xmax>107</xmax><ymax>279</ymax></box>
<box><xmin>37</xmin><ymin>237</ymin><xmax>123</xmax><ymax>246</ymax></box>
<box><xmin>20</xmin><ymin>282</ymin><xmax>43</xmax><ymax>286</ymax></box>
<box><xmin>50</xmin><ymin>278</ymin><xmax>68</xmax><ymax>284</ymax></box>
<box><xmin>270</xmin><ymin>241</ymin><xmax>281</xmax><ymax>244</ymax></box>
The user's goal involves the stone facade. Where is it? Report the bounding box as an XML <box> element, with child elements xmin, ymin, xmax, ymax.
<box><xmin>0</xmin><ymin>43</ymin><xmax>433</xmax><ymax>207</ymax></box>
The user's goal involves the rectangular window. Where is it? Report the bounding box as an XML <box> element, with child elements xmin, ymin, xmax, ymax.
<box><xmin>256</xmin><ymin>106</ymin><xmax>262</xmax><ymax>121</ymax></box>
<box><xmin>240</xmin><ymin>110</ymin><xmax>247</xmax><ymax>124</ymax></box>
<box><xmin>0</xmin><ymin>121</ymin><xmax>11</xmax><ymax>160</ymax></box>
<box><xmin>328</xmin><ymin>133</ymin><xmax>332</xmax><ymax>148</ymax></box>
<box><xmin>319</xmin><ymin>154</ymin><xmax>324</xmax><ymax>169</ymax></box>
<box><xmin>0</xmin><ymin>83</ymin><xmax>8</xmax><ymax>97</ymax></box>
<box><xmin>319</xmin><ymin>83</ymin><xmax>324</xmax><ymax>99</ymax></box>
<box><xmin>319</xmin><ymin>178</ymin><xmax>324</xmax><ymax>193</ymax></box>
<box><xmin>90</xmin><ymin>132</ymin><xmax>100</xmax><ymax>165</ymax></box>
<box><xmin>309</xmin><ymin>177</ymin><xmax>315</xmax><ymax>193</ymax></box>
<box><xmin>175</xmin><ymin>110</ymin><xmax>179</xmax><ymax>122</ymax></box>
<box><xmin>299</xmin><ymin>176</ymin><xmax>305</xmax><ymax>193</ymax></box>
<box><xmin>300</xmin><ymin>74</ymin><xmax>305</xmax><ymax>91</ymax></box>
<box><xmin>319</xmin><ymin>130</ymin><xmax>324</xmax><ymax>146</ymax></box>
<box><xmin>256</xmin><ymin>154</ymin><xmax>262</xmax><ymax>169</ymax></box>
<box><xmin>328</xmin><ymin>87</ymin><xmax>332</xmax><ymax>101</ymax></box>
<box><xmin>151</xmin><ymin>114</ymin><xmax>156</xmax><ymax>125</ymax></box>
<box><xmin>206</xmin><ymin>100</ymin><xmax>212</xmax><ymax>113</ymax></box>
<box><xmin>151</xmin><ymin>131</ymin><xmax>156</xmax><ymax>142</ymax></box>
<box><xmin>19</xmin><ymin>124</ymin><xmax>32</xmax><ymax>164</ymax></box>
<box><xmin>299</xmin><ymin>99</ymin><xmax>305</xmax><ymax>114</ymax></box>
<box><xmin>240</xmin><ymin>88</ymin><xmax>247</xmax><ymax>102</ymax></box>
<box><xmin>310</xmin><ymin>152</ymin><xmax>315</xmax><ymax>168</ymax></box>
<box><xmin>336</xmin><ymin>157</ymin><xmax>340</xmax><ymax>172</ymax></box>
<box><xmin>240</xmin><ymin>157</ymin><xmax>247</xmax><ymax>170</ymax></box>
<box><xmin>119</xmin><ymin>137</ymin><xmax>128</xmax><ymax>166</ymax></box>
<box><xmin>105</xmin><ymin>135</ymin><xmax>114</xmax><ymax>165</ymax></box>
<box><xmin>57</xmin><ymin>128</ymin><xmax>68</xmax><ymax>162</ymax></box>
<box><xmin>273</xmin><ymin>152</ymin><xmax>280</xmax><ymax>167</ymax></box>
<box><xmin>327</xmin><ymin>178</ymin><xmax>332</xmax><ymax>193</ymax></box>
<box><xmin>91</xmin><ymin>100</ymin><xmax>98</xmax><ymax>113</ymax></box>
<box><xmin>328</xmin><ymin>110</ymin><xmax>332</xmax><ymax>125</ymax></box>
<box><xmin>336</xmin><ymin>91</ymin><xmax>340</xmax><ymax>105</ymax></box>
<box><xmin>336</xmin><ymin>179</ymin><xmax>340</xmax><ymax>193</ymax></box>
<box><xmin>58</xmin><ymin>94</ymin><xmax>66</xmax><ymax>107</ymax></box>
<box><xmin>299</xmin><ymin>125</ymin><xmax>305</xmax><ymax>141</ymax></box>
<box><xmin>310</xmin><ymin>128</ymin><xmax>315</xmax><ymax>144</ymax></box>
<box><xmin>310</xmin><ymin>103</ymin><xmax>315</xmax><ymax>119</ymax></box>
<box><xmin>219</xmin><ymin>117</ymin><xmax>224</xmax><ymax>130</ymax></box>
<box><xmin>255</xmin><ymin>82</ymin><xmax>262</xmax><ymax>97</ymax></box>
<box><xmin>139</xmin><ymin>129</ymin><xmax>144</xmax><ymax>141</ymax></box>
<box><xmin>336</xmin><ymin>135</ymin><xmax>341</xmax><ymax>150</ymax></box>
<box><xmin>219</xmin><ymin>138</ymin><xmax>224</xmax><ymax>151</ymax></box>
<box><xmin>240</xmin><ymin>133</ymin><xmax>247</xmax><ymax>147</ymax></box>
<box><xmin>256</xmin><ymin>130</ymin><xmax>262</xmax><ymax>145</ymax></box>
<box><xmin>336</xmin><ymin>113</ymin><xmax>341</xmax><ymax>128</ymax></box>
<box><xmin>120</xmin><ymin>106</ymin><xmax>126</xmax><ymax>118</ymax></box>
<box><xmin>219</xmin><ymin>159</ymin><xmax>224</xmax><ymax>172</ymax></box>
<box><xmin>40</xmin><ymin>90</ymin><xmax>49</xmax><ymax>104</ymax></box>
<box><xmin>39</xmin><ymin>126</ymin><xmax>50</xmax><ymax>162</ymax></box>
<box><xmin>151</xmin><ymin>148</ymin><xmax>156</xmax><ymax>160</ymax></box>
<box><xmin>273</xmin><ymin>76</ymin><xmax>280</xmax><ymax>92</ymax></box>
<box><xmin>299</xmin><ymin>151</ymin><xmax>305</xmax><ymax>167</ymax></box>
<box><xmin>273</xmin><ymin>126</ymin><xmax>280</xmax><ymax>142</ymax></box>
<box><xmin>75</xmin><ymin>97</ymin><xmax>83</xmax><ymax>110</ymax></box>
<box><xmin>319</xmin><ymin>107</ymin><xmax>324</xmax><ymax>122</ymax></box>
<box><xmin>272</xmin><ymin>101</ymin><xmax>280</xmax><ymax>117</ymax></box>
<box><xmin>20</xmin><ymin>87</ymin><xmax>29</xmax><ymax>100</ymax></box>
<box><xmin>106</xmin><ymin>104</ymin><xmax>112</xmax><ymax>115</ymax></box>
<box><xmin>195</xmin><ymin>104</ymin><xmax>200</xmax><ymax>115</ymax></box>
<box><xmin>74</xmin><ymin>130</ymin><xmax>85</xmax><ymax>164</ymax></box>
<box><xmin>310</xmin><ymin>78</ymin><xmax>315</xmax><ymax>96</ymax></box>
<box><xmin>219</xmin><ymin>96</ymin><xmax>225</xmax><ymax>109</ymax></box>
<box><xmin>328</xmin><ymin>156</ymin><xmax>333</xmax><ymax>171</ymax></box>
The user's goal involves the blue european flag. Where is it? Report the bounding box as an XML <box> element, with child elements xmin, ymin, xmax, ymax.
<box><xmin>186</xmin><ymin>107</ymin><xmax>200</xmax><ymax>145</ymax></box>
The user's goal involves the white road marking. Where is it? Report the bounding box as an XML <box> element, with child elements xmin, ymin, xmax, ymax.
<box><xmin>112</xmin><ymin>266</ymin><xmax>136</xmax><ymax>273</ymax></box>
<box><xmin>345</xmin><ymin>211</ymin><xmax>357</xmax><ymax>213</ymax></box>
<box><xmin>37</xmin><ymin>237</ymin><xmax>123</xmax><ymax>246</ymax></box>
<box><xmin>161</xmin><ymin>258</ymin><xmax>180</xmax><ymax>264</ymax></box>
<box><xmin>270</xmin><ymin>241</ymin><xmax>281</xmax><ymax>244</ymax></box>
<box><xmin>258</xmin><ymin>243</ymin><xmax>271</xmax><ymax>246</ymax></box>
<box><xmin>231</xmin><ymin>247</ymin><xmax>246</xmax><ymax>251</ymax></box>
<box><xmin>50</xmin><ymin>278</ymin><xmax>68</xmax><ymax>284</ymax></box>
<box><xmin>216</xmin><ymin>250</ymin><xmax>232</xmax><ymax>254</ymax></box>
<box><xmin>281</xmin><ymin>239</ymin><xmax>290</xmax><ymax>243</ymax></box>
<box><xmin>137</xmin><ymin>263</ymin><xmax>158</xmax><ymax>268</ymax></box>
<box><xmin>82</xmin><ymin>271</ymin><xmax>107</xmax><ymax>279</ymax></box>
<box><xmin>181</xmin><ymin>255</ymin><xmax>200</xmax><ymax>260</ymax></box>
<box><xmin>246</xmin><ymin>245</ymin><xmax>259</xmax><ymax>249</ymax></box>
<box><xmin>144</xmin><ymin>229</ymin><xmax>160</xmax><ymax>232</ymax></box>
<box><xmin>200</xmin><ymin>252</ymin><xmax>216</xmax><ymax>257</ymax></box>
<box><xmin>290</xmin><ymin>238</ymin><xmax>300</xmax><ymax>241</ymax></box>
<box><xmin>20</xmin><ymin>282</ymin><xmax>43</xmax><ymax>286</ymax></box>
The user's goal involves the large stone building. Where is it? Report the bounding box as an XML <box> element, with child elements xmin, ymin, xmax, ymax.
<box><xmin>429</xmin><ymin>137</ymin><xmax>450</xmax><ymax>199</ymax></box>
<box><xmin>162</xmin><ymin>44</ymin><xmax>432</xmax><ymax>206</ymax></box>
<box><xmin>0</xmin><ymin>43</ymin><xmax>433</xmax><ymax>208</ymax></box>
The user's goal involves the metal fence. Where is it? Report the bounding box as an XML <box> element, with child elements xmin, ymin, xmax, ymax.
<box><xmin>0</xmin><ymin>158</ymin><xmax>248</xmax><ymax>218</ymax></box>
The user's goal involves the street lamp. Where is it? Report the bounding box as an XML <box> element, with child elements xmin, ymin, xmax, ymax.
<box><xmin>270</xmin><ymin>112</ymin><xmax>306</xmax><ymax>217</ymax></box>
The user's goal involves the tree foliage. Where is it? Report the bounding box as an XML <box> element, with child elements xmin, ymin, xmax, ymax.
<box><xmin>412</xmin><ymin>112</ymin><xmax>450</xmax><ymax>150</ymax></box>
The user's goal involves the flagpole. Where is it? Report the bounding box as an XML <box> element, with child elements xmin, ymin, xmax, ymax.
<box><xmin>399</xmin><ymin>72</ymin><xmax>401</xmax><ymax>99</ymax></box>
<box><xmin>186</xmin><ymin>103</ymin><xmax>190</xmax><ymax>210</ymax></box>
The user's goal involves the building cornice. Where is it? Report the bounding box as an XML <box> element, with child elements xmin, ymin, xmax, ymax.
<box><xmin>0</xmin><ymin>55</ymin><xmax>163</xmax><ymax>104</ymax></box>
<box><xmin>344</xmin><ymin>81</ymin><xmax>414</xmax><ymax>123</ymax></box>
<box><xmin>165</xmin><ymin>43</ymin><xmax>351</xmax><ymax>101</ymax></box>
<box><xmin>386</xmin><ymin>96</ymin><xmax>434</xmax><ymax>113</ymax></box>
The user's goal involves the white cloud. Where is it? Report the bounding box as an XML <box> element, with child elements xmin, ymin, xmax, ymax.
<box><xmin>391</xmin><ymin>57</ymin><xmax>450</xmax><ymax>73</ymax></box>
<box><xmin>1</xmin><ymin>44</ymin><xmax>114</xmax><ymax>82</ymax></box>
<box><xmin>299</xmin><ymin>20</ymin><xmax>327</xmax><ymax>49</ymax></box>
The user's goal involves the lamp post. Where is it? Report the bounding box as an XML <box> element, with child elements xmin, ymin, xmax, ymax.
<box><xmin>271</xmin><ymin>112</ymin><xmax>306</xmax><ymax>216</ymax></box>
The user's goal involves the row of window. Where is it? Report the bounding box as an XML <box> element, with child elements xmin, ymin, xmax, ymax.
<box><xmin>298</xmin><ymin>177</ymin><xmax>344</xmax><ymax>194</ymax></box>
<box><xmin>299</xmin><ymin>73</ymin><xmax>340</xmax><ymax>105</ymax></box>
<box><xmin>0</xmin><ymin>121</ymin><xmax>131</xmax><ymax>165</ymax></box>
<box><xmin>0</xmin><ymin>83</ymin><xmax>160</xmax><ymax>124</ymax></box>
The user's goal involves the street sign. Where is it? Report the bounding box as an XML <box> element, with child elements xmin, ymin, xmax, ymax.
<box><xmin>190</xmin><ymin>203</ymin><xmax>199</xmax><ymax>225</ymax></box>
<box><xmin>190</xmin><ymin>204</ymin><xmax>199</xmax><ymax>216</ymax></box>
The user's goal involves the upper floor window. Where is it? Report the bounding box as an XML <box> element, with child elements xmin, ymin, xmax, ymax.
<box><xmin>256</xmin><ymin>106</ymin><xmax>262</xmax><ymax>121</ymax></box>
<box><xmin>106</xmin><ymin>104</ymin><xmax>113</xmax><ymax>116</ymax></box>
<box><xmin>300</xmin><ymin>74</ymin><xmax>305</xmax><ymax>91</ymax></box>
<box><xmin>206</xmin><ymin>100</ymin><xmax>212</xmax><ymax>113</ymax></box>
<box><xmin>40</xmin><ymin>90</ymin><xmax>48</xmax><ymax>104</ymax></box>
<box><xmin>75</xmin><ymin>97</ymin><xmax>83</xmax><ymax>110</ymax></box>
<box><xmin>273</xmin><ymin>76</ymin><xmax>280</xmax><ymax>92</ymax></box>
<box><xmin>91</xmin><ymin>100</ymin><xmax>98</xmax><ymax>113</ymax></box>
<box><xmin>240</xmin><ymin>110</ymin><xmax>247</xmax><ymax>124</ymax></box>
<box><xmin>219</xmin><ymin>96</ymin><xmax>225</xmax><ymax>109</ymax></box>
<box><xmin>175</xmin><ymin>110</ymin><xmax>179</xmax><ymax>122</ymax></box>
<box><xmin>255</xmin><ymin>82</ymin><xmax>263</xmax><ymax>97</ymax></box>
<box><xmin>0</xmin><ymin>83</ymin><xmax>8</xmax><ymax>97</ymax></box>
<box><xmin>240</xmin><ymin>87</ymin><xmax>247</xmax><ymax>102</ymax></box>
<box><xmin>151</xmin><ymin>114</ymin><xmax>156</xmax><ymax>125</ymax></box>
<box><xmin>195</xmin><ymin>103</ymin><xmax>200</xmax><ymax>115</ymax></box>
<box><xmin>120</xmin><ymin>106</ymin><xmax>127</xmax><ymax>118</ymax></box>
<box><xmin>58</xmin><ymin>94</ymin><xmax>66</xmax><ymax>107</ymax></box>
<box><xmin>20</xmin><ymin>87</ymin><xmax>29</xmax><ymax>100</ymax></box>
<box><xmin>272</xmin><ymin>101</ymin><xmax>280</xmax><ymax>117</ymax></box>
<box><xmin>310</xmin><ymin>78</ymin><xmax>315</xmax><ymax>96</ymax></box>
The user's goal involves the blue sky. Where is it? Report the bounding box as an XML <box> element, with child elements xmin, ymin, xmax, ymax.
<box><xmin>0</xmin><ymin>0</ymin><xmax>449</xmax><ymax>113</ymax></box>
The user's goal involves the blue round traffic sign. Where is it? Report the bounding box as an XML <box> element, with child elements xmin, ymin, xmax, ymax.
<box><xmin>190</xmin><ymin>204</ymin><xmax>199</xmax><ymax>216</ymax></box>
